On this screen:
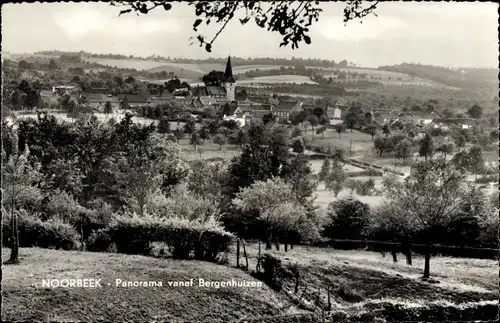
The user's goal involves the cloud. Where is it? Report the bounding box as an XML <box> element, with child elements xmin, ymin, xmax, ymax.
<box><xmin>319</xmin><ymin>15</ymin><xmax>409</xmax><ymax>42</ymax></box>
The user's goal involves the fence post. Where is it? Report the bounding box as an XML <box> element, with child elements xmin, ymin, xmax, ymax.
<box><xmin>242</xmin><ymin>239</ymin><xmax>249</xmax><ymax>271</ymax></box>
<box><xmin>236</xmin><ymin>239</ymin><xmax>240</xmax><ymax>268</ymax></box>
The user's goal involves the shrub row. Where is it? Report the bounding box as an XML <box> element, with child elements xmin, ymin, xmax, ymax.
<box><xmin>93</xmin><ymin>214</ymin><xmax>235</xmax><ymax>262</ymax></box>
<box><xmin>2</xmin><ymin>210</ymin><xmax>80</xmax><ymax>250</ymax></box>
<box><xmin>316</xmin><ymin>239</ymin><xmax>498</xmax><ymax>260</ymax></box>
<box><xmin>347</xmin><ymin>169</ymin><xmax>383</xmax><ymax>177</ymax></box>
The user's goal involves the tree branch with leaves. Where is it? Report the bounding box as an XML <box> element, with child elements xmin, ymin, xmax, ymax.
<box><xmin>112</xmin><ymin>1</ymin><xmax>378</xmax><ymax>52</ymax></box>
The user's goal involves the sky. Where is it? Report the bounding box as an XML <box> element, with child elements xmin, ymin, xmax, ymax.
<box><xmin>2</xmin><ymin>1</ymin><xmax>498</xmax><ymax>68</ymax></box>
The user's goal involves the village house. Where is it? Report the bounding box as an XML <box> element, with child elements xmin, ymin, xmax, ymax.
<box><xmin>117</xmin><ymin>93</ymin><xmax>151</xmax><ymax>108</ymax></box>
<box><xmin>432</xmin><ymin>117</ymin><xmax>477</xmax><ymax>129</ymax></box>
<box><xmin>273</xmin><ymin>100</ymin><xmax>303</xmax><ymax>123</ymax></box>
<box><xmin>325</xmin><ymin>98</ymin><xmax>348</xmax><ymax>120</ymax></box>
<box><xmin>53</xmin><ymin>85</ymin><xmax>79</xmax><ymax>97</ymax></box>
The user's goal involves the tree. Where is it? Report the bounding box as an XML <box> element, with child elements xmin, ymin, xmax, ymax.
<box><xmin>235</xmin><ymin>129</ymin><xmax>248</xmax><ymax>148</ymax></box>
<box><xmin>120</xmin><ymin>95</ymin><xmax>129</xmax><ymax>110</ymax></box>
<box><xmin>115</xmin><ymin>134</ymin><xmax>188</xmax><ymax>216</ymax></box>
<box><xmin>262</xmin><ymin>113</ymin><xmax>276</xmax><ymax>125</ymax></box>
<box><xmin>334</xmin><ymin>123</ymin><xmax>346</xmax><ymax>138</ymax></box>
<box><xmin>345</xmin><ymin>179</ymin><xmax>358</xmax><ymax>195</ymax></box>
<box><xmin>206</xmin><ymin>120</ymin><xmax>219</xmax><ymax>136</ymax></box>
<box><xmin>467</xmin><ymin>104</ymin><xmax>483</xmax><ymax>119</ymax></box>
<box><xmin>454</xmin><ymin>134</ymin><xmax>466</xmax><ymax>151</ymax></box>
<box><xmin>104</xmin><ymin>101</ymin><xmax>113</xmax><ymax>114</ymax></box>
<box><xmin>373</xmin><ymin>136</ymin><xmax>394</xmax><ymax>157</ymax></box>
<box><xmin>184</xmin><ymin>118</ymin><xmax>197</xmax><ymax>135</ymax></box>
<box><xmin>323</xmin><ymin>197</ymin><xmax>369</xmax><ymax>240</ymax></box>
<box><xmin>199</xmin><ymin>126</ymin><xmax>209</xmax><ymax>144</ymax></box>
<box><xmin>356</xmin><ymin>178</ymin><xmax>375</xmax><ymax>196</ymax></box>
<box><xmin>319</xmin><ymin>115</ymin><xmax>329</xmax><ymax>126</ymax></box>
<box><xmin>436</xmin><ymin>142</ymin><xmax>455</xmax><ymax>158</ymax></box>
<box><xmin>202</xmin><ymin>106</ymin><xmax>216</xmax><ymax>119</ymax></box>
<box><xmin>367</xmin><ymin>201</ymin><xmax>413</xmax><ymax>264</ymax></box>
<box><xmin>187</xmin><ymin>160</ymin><xmax>229</xmax><ymax>201</ymax></box>
<box><xmin>306</xmin><ymin>115</ymin><xmax>319</xmax><ymax>137</ymax></box>
<box><xmin>173</xmin><ymin>128</ymin><xmax>184</xmax><ymax>142</ymax></box>
<box><xmin>344</xmin><ymin>107</ymin><xmax>362</xmax><ymax>132</ymax></box>
<box><xmin>316</xmin><ymin>125</ymin><xmax>327</xmax><ymax>138</ymax></box>
<box><xmin>2</xmin><ymin>133</ymin><xmax>42</xmax><ymax>264</ymax></box>
<box><xmin>202</xmin><ymin>70</ymin><xmax>226</xmax><ymax>86</ymax></box>
<box><xmin>213</xmin><ymin>134</ymin><xmax>226</xmax><ymax>150</ymax></box>
<box><xmin>394</xmin><ymin>139</ymin><xmax>413</xmax><ymax>164</ymax></box>
<box><xmin>468</xmin><ymin>145</ymin><xmax>485</xmax><ymax>175</ymax></box>
<box><xmin>190</xmin><ymin>132</ymin><xmax>202</xmax><ymax>151</ymax></box>
<box><xmin>366</xmin><ymin>124</ymin><xmax>378</xmax><ymax>141</ymax></box>
<box><xmin>387</xmin><ymin>159</ymin><xmax>473</xmax><ymax>278</ymax></box>
<box><xmin>158</xmin><ymin>117</ymin><xmax>171</xmax><ymax>134</ymax></box>
<box><xmin>418</xmin><ymin>133</ymin><xmax>434</xmax><ymax>161</ymax></box>
<box><xmin>291</xmin><ymin>137</ymin><xmax>306</xmax><ymax>154</ymax></box>
<box><xmin>114</xmin><ymin>1</ymin><xmax>378</xmax><ymax>52</ymax></box>
<box><xmin>325</xmin><ymin>161</ymin><xmax>346</xmax><ymax>197</ymax></box>
<box><xmin>232</xmin><ymin>178</ymin><xmax>308</xmax><ymax>249</ymax></box>
<box><xmin>382</xmin><ymin>123</ymin><xmax>391</xmax><ymax>137</ymax></box>
<box><xmin>318</xmin><ymin>158</ymin><xmax>331</xmax><ymax>182</ymax></box>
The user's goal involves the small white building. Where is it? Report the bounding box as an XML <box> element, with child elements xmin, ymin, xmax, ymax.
<box><xmin>332</xmin><ymin>107</ymin><xmax>342</xmax><ymax>119</ymax></box>
<box><xmin>223</xmin><ymin>114</ymin><xmax>246</xmax><ymax>128</ymax></box>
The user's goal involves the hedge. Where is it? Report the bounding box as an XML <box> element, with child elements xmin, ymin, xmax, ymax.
<box><xmin>107</xmin><ymin>214</ymin><xmax>234</xmax><ymax>261</ymax></box>
<box><xmin>316</xmin><ymin>239</ymin><xmax>498</xmax><ymax>260</ymax></box>
<box><xmin>2</xmin><ymin>210</ymin><xmax>80</xmax><ymax>251</ymax></box>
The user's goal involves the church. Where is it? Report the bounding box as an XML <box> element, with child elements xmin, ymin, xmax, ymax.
<box><xmin>191</xmin><ymin>56</ymin><xmax>236</xmax><ymax>105</ymax></box>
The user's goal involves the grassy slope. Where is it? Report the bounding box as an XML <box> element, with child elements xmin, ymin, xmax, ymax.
<box><xmin>233</xmin><ymin>244</ymin><xmax>498</xmax><ymax>311</ymax></box>
<box><xmin>2</xmin><ymin>243</ymin><xmax>497</xmax><ymax>322</ymax></box>
<box><xmin>1</xmin><ymin>248</ymin><xmax>298</xmax><ymax>322</ymax></box>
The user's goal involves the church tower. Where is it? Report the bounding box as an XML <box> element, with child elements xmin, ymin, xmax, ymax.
<box><xmin>223</xmin><ymin>56</ymin><xmax>236</xmax><ymax>102</ymax></box>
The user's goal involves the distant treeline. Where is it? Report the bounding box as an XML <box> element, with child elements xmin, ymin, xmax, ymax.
<box><xmin>35</xmin><ymin>50</ymin><xmax>350</xmax><ymax>68</ymax></box>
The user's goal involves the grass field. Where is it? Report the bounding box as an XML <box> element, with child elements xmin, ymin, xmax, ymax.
<box><xmin>1</xmin><ymin>248</ymin><xmax>298</xmax><ymax>322</ymax></box>
<box><xmin>3</xmin><ymin>243</ymin><xmax>496</xmax><ymax>322</ymax></box>
<box><xmin>238</xmin><ymin>75</ymin><xmax>317</xmax><ymax>85</ymax></box>
<box><xmin>306</xmin><ymin>128</ymin><xmax>374</xmax><ymax>155</ymax></box>
<box><xmin>234</xmin><ymin>243</ymin><xmax>498</xmax><ymax>316</ymax></box>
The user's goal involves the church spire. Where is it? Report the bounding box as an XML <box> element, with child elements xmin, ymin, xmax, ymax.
<box><xmin>224</xmin><ymin>56</ymin><xmax>235</xmax><ymax>83</ymax></box>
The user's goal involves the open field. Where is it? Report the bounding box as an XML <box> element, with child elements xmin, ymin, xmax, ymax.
<box><xmin>3</xmin><ymin>242</ymin><xmax>496</xmax><ymax>322</ymax></box>
<box><xmin>84</xmin><ymin>57</ymin><xmax>169</xmax><ymax>70</ymax></box>
<box><xmin>238</xmin><ymin>75</ymin><xmax>317</xmax><ymax>85</ymax></box>
<box><xmin>314</xmin><ymin>183</ymin><xmax>385</xmax><ymax>209</ymax></box>
<box><xmin>483</xmin><ymin>150</ymin><xmax>498</xmax><ymax>163</ymax></box>
<box><xmin>1</xmin><ymin>248</ymin><xmax>298</xmax><ymax>322</ymax></box>
<box><xmin>305</xmin><ymin>128</ymin><xmax>374</xmax><ymax>155</ymax></box>
<box><xmin>11</xmin><ymin>111</ymin><xmax>158</xmax><ymax>127</ymax></box>
<box><xmin>238</xmin><ymin>244</ymin><xmax>498</xmax><ymax>304</ymax></box>
<box><xmin>312</xmin><ymin>66</ymin><xmax>458</xmax><ymax>89</ymax></box>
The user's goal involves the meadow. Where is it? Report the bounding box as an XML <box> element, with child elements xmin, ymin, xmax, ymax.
<box><xmin>1</xmin><ymin>248</ymin><xmax>294</xmax><ymax>322</ymax></box>
<box><xmin>2</xmin><ymin>244</ymin><xmax>496</xmax><ymax>322</ymax></box>
<box><xmin>237</xmin><ymin>75</ymin><xmax>318</xmax><ymax>85</ymax></box>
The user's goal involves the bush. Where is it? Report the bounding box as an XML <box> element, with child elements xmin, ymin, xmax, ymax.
<box><xmin>258</xmin><ymin>253</ymin><xmax>285</xmax><ymax>291</ymax></box>
<box><xmin>107</xmin><ymin>213</ymin><xmax>234</xmax><ymax>261</ymax></box>
<box><xmin>107</xmin><ymin>214</ymin><xmax>156</xmax><ymax>255</ymax></box>
<box><xmin>2</xmin><ymin>210</ymin><xmax>80</xmax><ymax>250</ymax></box>
<box><xmin>347</xmin><ymin>169</ymin><xmax>383</xmax><ymax>177</ymax></box>
<box><xmin>159</xmin><ymin>218</ymin><xmax>234</xmax><ymax>261</ymax></box>
<box><xmin>86</xmin><ymin>229</ymin><xmax>112</xmax><ymax>252</ymax></box>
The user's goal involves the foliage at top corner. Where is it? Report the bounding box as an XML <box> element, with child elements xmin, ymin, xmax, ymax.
<box><xmin>111</xmin><ymin>1</ymin><xmax>378</xmax><ymax>52</ymax></box>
